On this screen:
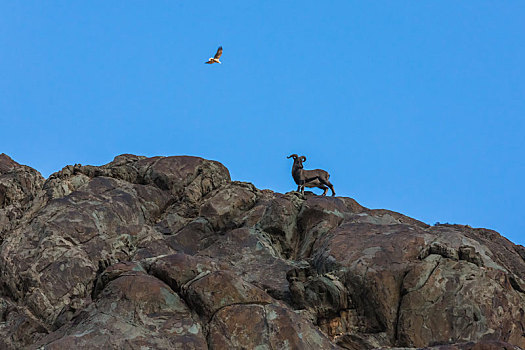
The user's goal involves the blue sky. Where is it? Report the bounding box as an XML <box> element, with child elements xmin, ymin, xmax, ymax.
<box><xmin>1</xmin><ymin>2</ymin><xmax>524</xmax><ymax>246</ymax></box>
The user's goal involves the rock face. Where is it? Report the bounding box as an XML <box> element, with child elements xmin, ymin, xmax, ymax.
<box><xmin>0</xmin><ymin>153</ymin><xmax>523</xmax><ymax>350</ymax></box>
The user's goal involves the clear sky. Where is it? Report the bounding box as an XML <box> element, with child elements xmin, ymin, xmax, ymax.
<box><xmin>1</xmin><ymin>2</ymin><xmax>524</xmax><ymax>246</ymax></box>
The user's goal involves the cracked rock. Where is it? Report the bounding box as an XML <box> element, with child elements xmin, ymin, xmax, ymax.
<box><xmin>0</xmin><ymin>154</ymin><xmax>523</xmax><ymax>349</ymax></box>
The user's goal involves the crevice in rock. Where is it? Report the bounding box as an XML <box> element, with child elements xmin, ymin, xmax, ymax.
<box><xmin>295</xmin><ymin>219</ymin><xmax>345</xmax><ymax>261</ymax></box>
<box><xmin>140</xmin><ymin>157</ymin><xmax>162</xmax><ymax>186</ymax></box>
<box><xmin>35</xmin><ymin>250</ymin><xmax>69</xmax><ymax>274</ymax></box>
<box><xmin>147</xmin><ymin>268</ymin><xmax>211</xmax><ymax>348</ymax></box>
<box><xmin>404</xmin><ymin>259</ymin><xmax>441</xmax><ymax>296</ymax></box>
<box><xmin>458</xmin><ymin>246</ymin><xmax>484</xmax><ymax>267</ymax></box>
<box><xmin>419</xmin><ymin>242</ymin><xmax>484</xmax><ymax>268</ymax></box>
<box><xmin>179</xmin><ymin>271</ymin><xmax>213</xmax><ymax>295</ymax></box>
<box><xmin>90</xmin><ymin>258</ymin><xmax>114</xmax><ymax>300</ymax></box>
<box><xmin>419</xmin><ymin>242</ymin><xmax>458</xmax><ymax>261</ymax></box>
<box><xmin>394</xmin><ymin>269</ymin><xmax>410</xmax><ymax>345</ymax></box>
<box><xmin>509</xmin><ymin>275</ymin><xmax>525</xmax><ymax>294</ymax></box>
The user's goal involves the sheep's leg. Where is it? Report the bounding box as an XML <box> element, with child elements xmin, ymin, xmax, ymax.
<box><xmin>297</xmin><ymin>180</ymin><xmax>307</xmax><ymax>195</ymax></box>
<box><xmin>318</xmin><ymin>185</ymin><xmax>329</xmax><ymax>196</ymax></box>
<box><xmin>320</xmin><ymin>179</ymin><xmax>336</xmax><ymax>196</ymax></box>
<box><xmin>328</xmin><ymin>182</ymin><xmax>336</xmax><ymax>196</ymax></box>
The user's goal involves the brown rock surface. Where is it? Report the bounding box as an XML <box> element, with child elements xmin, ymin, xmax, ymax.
<box><xmin>0</xmin><ymin>154</ymin><xmax>523</xmax><ymax>349</ymax></box>
<box><xmin>0</xmin><ymin>154</ymin><xmax>44</xmax><ymax>239</ymax></box>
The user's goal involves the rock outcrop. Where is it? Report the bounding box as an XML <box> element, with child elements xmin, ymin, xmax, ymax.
<box><xmin>0</xmin><ymin>153</ymin><xmax>523</xmax><ymax>349</ymax></box>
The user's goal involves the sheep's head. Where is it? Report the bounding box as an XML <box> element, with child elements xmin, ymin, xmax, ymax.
<box><xmin>287</xmin><ymin>154</ymin><xmax>306</xmax><ymax>169</ymax></box>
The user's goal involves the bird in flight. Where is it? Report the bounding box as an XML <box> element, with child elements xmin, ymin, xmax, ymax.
<box><xmin>205</xmin><ymin>46</ymin><xmax>222</xmax><ymax>64</ymax></box>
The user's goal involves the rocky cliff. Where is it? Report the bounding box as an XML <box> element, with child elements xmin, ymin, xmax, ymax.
<box><xmin>0</xmin><ymin>153</ymin><xmax>523</xmax><ymax>350</ymax></box>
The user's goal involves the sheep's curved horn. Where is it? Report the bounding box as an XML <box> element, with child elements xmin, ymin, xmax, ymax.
<box><xmin>287</xmin><ymin>154</ymin><xmax>298</xmax><ymax>159</ymax></box>
<box><xmin>300</xmin><ymin>156</ymin><xmax>306</xmax><ymax>162</ymax></box>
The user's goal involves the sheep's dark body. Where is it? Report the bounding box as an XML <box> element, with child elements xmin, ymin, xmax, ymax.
<box><xmin>287</xmin><ymin>154</ymin><xmax>335</xmax><ymax>196</ymax></box>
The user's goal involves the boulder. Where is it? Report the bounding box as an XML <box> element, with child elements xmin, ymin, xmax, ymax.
<box><xmin>0</xmin><ymin>154</ymin><xmax>522</xmax><ymax>349</ymax></box>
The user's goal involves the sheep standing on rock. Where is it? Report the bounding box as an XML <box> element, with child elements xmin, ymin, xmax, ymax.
<box><xmin>287</xmin><ymin>154</ymin><xmax>335</xmax><ymax>196</ymax></box>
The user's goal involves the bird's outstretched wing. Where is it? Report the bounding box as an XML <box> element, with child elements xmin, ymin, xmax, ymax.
<box><xmin>205</xmin><ymin>60</ymin><xmax>213</xmax><ymax>64</ymax></box>
<box><xmin>214</xmin><ymin>46</ymin><xmax>223</xmax><ymax>59</ymax></box>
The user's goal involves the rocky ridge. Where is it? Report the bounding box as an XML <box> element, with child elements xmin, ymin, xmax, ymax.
<box><xmin>0</xmin><ymin>153</ymin><xmax>523</xmax><ymax>349</ymax></box>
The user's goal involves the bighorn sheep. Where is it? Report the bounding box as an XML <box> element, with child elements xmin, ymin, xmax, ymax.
<box><xmin>287</xmin><ymin>154</ymin><xmax>335</xmax><ymax>196</ymax></box>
